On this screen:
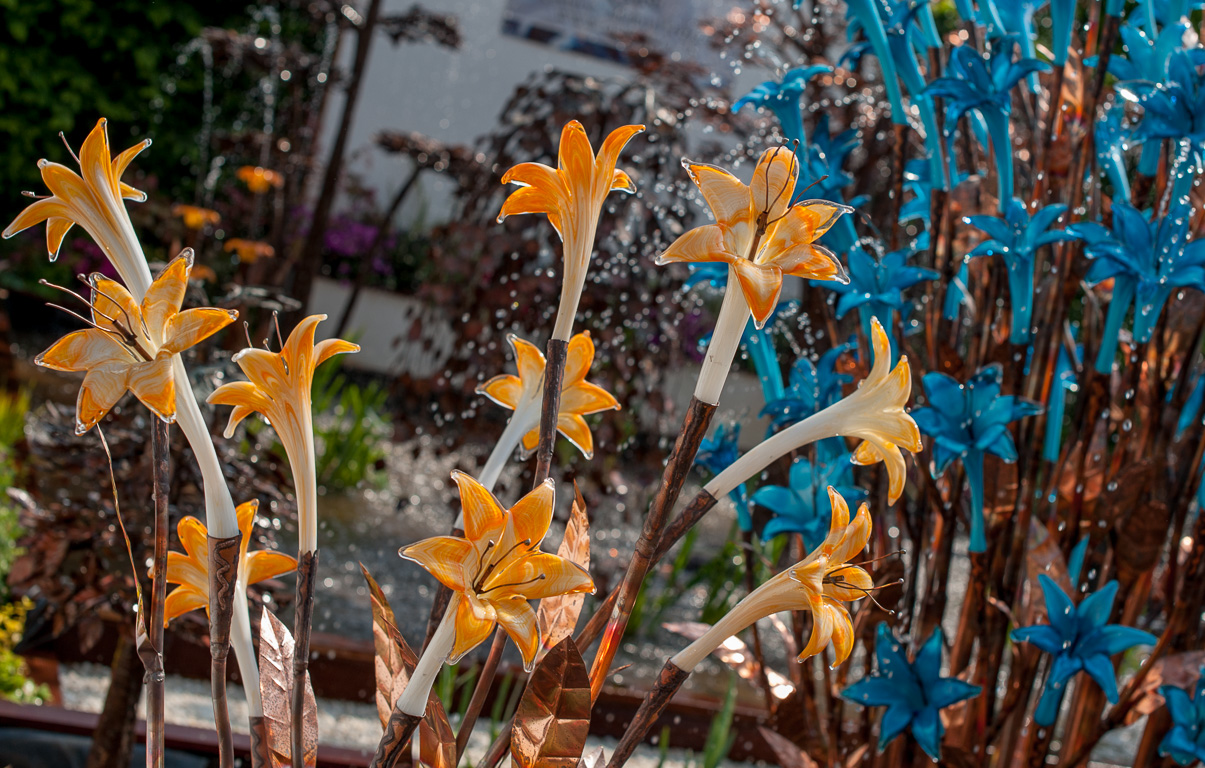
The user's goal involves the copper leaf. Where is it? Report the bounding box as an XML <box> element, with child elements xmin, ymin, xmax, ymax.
<box><xmin>258</xmin><ymin>607</ymin><xmax>318</xmax><ymax>768</ymax></box>
<box><xmin>536</xmin><ymin>482</ymin><xmax>591</xmax><ymax>658</ymax></box>
<box><xmin>758</xmin><ymin>727</ymin><xmax>819</xmax><ymax>768</ymax></box>
<box><xmin>512</xmin><ymin>636</ymin><xmax>592</xmax><ymax>768</ymax></box>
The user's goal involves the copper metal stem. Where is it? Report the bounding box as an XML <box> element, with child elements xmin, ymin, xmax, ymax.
<box><xmin>533</xmin><ymin>338</ymin><xmax>569</xmax><ymax>484</ymax></box>
<box><xmin>587</xmin><ymin>397</ymin><xmax>716</xmax><ymax>701</ymax></box>
<box><xmin>291</xmin><ymin>550</ymin><xmax>318</xmax><ymax>768</ymax></box>
<box><xmin>606</xmin><ymin>661</ymin><xmax>691</xmax><ymax>768</ymax></box>
<box><xmin>143</xmin><ymin>418</ymin><xmax>170</xmax><ymax>768</ymax></box>
<box><xmin>207</xmin><ymin>532</ymin><xmax>241</xmax><ymax>768</ymax></box>
<box><xmin>371</xmin><ymin>710</ymin><xmax>423</xmax><ymax>768</ymax></box>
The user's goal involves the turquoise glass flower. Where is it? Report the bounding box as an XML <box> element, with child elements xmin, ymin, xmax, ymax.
<box><xmin>819</xmin><ymin>245</ymin><xmax>938</xmax><ymax>360</ymax></box>
<box><xmin>696</xmin><ymin>422</ymin><xmax>752</xmax><ymax>531</ymax></box>
<box><xmin>842</xmin><ymin>624</ymin><xmax>981</xmax><ymax>759</ymax></box>
<box><xmin>1066</xmin><ymin>201</ymin><xmax>1205</xmax><ymax>373</ymax></box>
<box><xmin>753</xmin><ymin>455</ymin><xmax>866</xmax><ymax>547</ymax></box>
<box><xmin>926</xmin><ymin>37</ymin><xmax>1049</xmax><ymax>205</ymax></box>
<box><xmin>841</xmin><ymin>0</ymin><xmax>908</xmax><ymax>127</ymax></box>
<box><xmin>912</xmin><ymin>365</ymin><xmax>1041</xmax><ymax>552</ymax></box>
<box><xmin>965</xmin><ymin>198</ymin><xmax>1075</xmax><ymax>344</ymax></box>
<box><xmin>1095</xmin><ymin>105</ymin><xmax>1133</xmax><ymax>199</ymax></box>
<box><xmin>734</xmin><ymin>65</ymin><xmax>833</xmax><ymax>150</ymax></box>
<box><xmin>1115</xmin><ymin>50</ymin><xmax>1205</xmax><ymax>148</ymax></box>
<box><xmin>983</xmin><ymin>0</ymin><xmax>1050</xmax><ymax>90</ymax></box>
<box><xmin>1011</xmin><ymin>576</ymin><xmax>1156</xmax><ymax>726</ymax></box>
<box><xmin>760</xmin><ymin>341</ymin><xmax>855</xmax><ymax>436</ymax></box>
<box><xmin>1159</xmin><ymin>668</ymin><xmax>1205</xmax><ymax>765</ymax></box>
<box><xmin>1043</xmin><ymin>341</ymin><xmax>1080</xmax><ymax>463</ymax></box>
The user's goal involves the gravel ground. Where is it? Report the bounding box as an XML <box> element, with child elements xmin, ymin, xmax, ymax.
<box><xmin>58</xmin><ymin>662</ymin><xmax>751</xmax><ymax>767</ymax></box>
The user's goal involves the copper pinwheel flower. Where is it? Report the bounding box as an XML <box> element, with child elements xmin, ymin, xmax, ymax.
<box><xmin>160</xmin><ymin>500</ymin><xmax>297</xmax><ymax>625</ymax></box>
<box><xmin>224</xmin><ymin>238</ymin><xmax>275</xmax><ymax>264</ymax></box>
<box><xmin>477</xmin><ymin>331</ymin><xmax>619</xmax><ymax>458</ymax></box>
<box><xmin>401</xmin><ymin>471</ymin><xmax>594</xmax><ymax>670</ymax></box>
<box><xmin>207</xmin><ymin>314</ymin><xmax>359</xmax><ymax>552</ymax></box>
<box><xmin>236</xmin><ymin>165</ymin><xmax>285</xmax><ymax>194</ymax></box>
<box><xmin>171</xmin><ymin>204</ymin><xmax>221</xmax><ymax>230</ymax></box>
<box><xmin>497</xmin><ymin>120</ymin><xmax>643</xmax><ymax>340</ymax></box>
<box><xmin>657</xmin><ymin>146</ymin><xmax>851</xmax><ymax>327</ymax></box>
<box><xmin>3</xmin><ymin>118</ymin><xmax>151</xmax><ymax>286</ymax></box>
<box><xmin>35</xmin><ymin>251</ymin><xmax>237</xmax><ymax>434</ymax></box>
<box><xmin>674</xmin><ymin>487</ymin><xmax>873</xmax><ymax>670</ymax></box>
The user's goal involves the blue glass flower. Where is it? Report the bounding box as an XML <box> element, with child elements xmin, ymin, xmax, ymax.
<box><xmin>798</xmin><ymin>114</ymin><xmax>862</xmax><ymax>251</ymax></box>
<box><xmin>1043</xmin><ymin>340</ymin><xmax>1080</xmax><ymax>463</ymax></box>
<box><xmin>760</xmin><ymin>340</ymin><xmax>855</xmax><ymax>435</ymax></box>
<box><xmin>1049</xmin><ymin>0</ymin><xmax>1076</xmax><ymax>67</ymax></box>
<box><xmin>1158</xmin><ymin>667</ymin><xmax>1205</xmax><ymax>765</ymax></box>
<box><xmin>1105</xmin><ymin>24</ymin><xmax>1204</xmax><ymax>176</ymax></box>
<box><xmin>1066</xmin><ymin>201</ymin><xmax>1205</xmax><ymax>373</ymax></box>
<box><xmin>982</xmin><ymin>0</ymin><xmax>1049</xmax><ymax>91</ymax></box>
<box><xmin>696</xmin><ymin>422</ymin><xmax>752</xmax><ymax>531</ymax></box>
<box><xmin>842</xmin><ymin>0</ymin><xmax>908</xmax><ymax>128</ymax></box>
<box><xmin>926</xmin><ymin>37</ymin><xmax>1050</xmax><ymax>205</ymax></box>
<box><xmin>964</xmin><ymin>198</ymin><xmax>1076</xmax><ymax>344</ymax></box>
<box><xmin>842</xmin><ymin>624</ymin><xmax>981</xmax><ymax>760</ymax></box>
<box><xmin>819</xmin><ymin>245</ymin><xmax>938</xmax><ymax>361</ymax></box>
<box><xmin>1095</xmin><ymin>105</ymin><xmax>1133</xmax><ymax>200</ymax></box>
<box><xmin>849</xmin><ymin>0</ymin><xmax>947</xmax><ymax>189</ymax></box>
<box><xmin>912</xmin><ymin>365</ymin><xmax>1041</xmax><ymax>552</ymax></box>
<box><xmin>1116</xmin><ymin>50</ymin><xmax>1205</xmax><ymax>149</ymax></box>
<box><xmin>1011</xmin><ymin>576</ymin><xmax>1156</xmax><ymax>726</ymax></box>
<box><xmin>733</xmin><ymin>65</ymin><xmax>833</xmax><ymax>150</ymax></box>
<box><xmin>753</xmin><ymin>455</ymin><xmax>867</xmax><ymax>547</ymax></box>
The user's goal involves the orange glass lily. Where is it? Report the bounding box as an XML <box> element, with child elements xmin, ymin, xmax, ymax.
<box><xmin>236</xmin><ymin>166</ymin><xmax>285</xmax><ymax>194</ymax></box>
<box><xmin>171</xmin><ymin>204</ymin><xmax>221</xmax><ymax>230</ymax></box>
<box><xmin>658</xmin><ymin>146</ymin><xmax>851</xmax><ymax>327</ymax></box>
<box><xmin>161</xmin><ymin>500</ymin><xmax>297</xmax><ymax>625</ymax></box>
<box><xmin>207</xmin><ymin>315</ymin><xmax>359</xmax><ymax>553</ymax></box>
<box><xmin>478</xmin><ymin>331</ymin><xmax>619</xmax><ymax>459</ymax></box>
<box><xmin>673</xmin><ymin>487</ymin><xmax>872</xmax><ymax>671</ymax></box>
<box><xmin>224</xmin><ymin>238</ymin><xmax>275</xmax><ymax>263</ymax></box>
<box><xmin>2</xmin><ymin>118</ymin><xmax>152</xmax><ymax>291</ymax></box>
<box><xmin>401</xmin><ymin>471</ymin><xmax>594</xmax><ymax>670</ymax></box>
<box><xmin>498</xmin><ymin>120</ymin><xmax>643</xmax><ymax>340</ymax></box>
<box><xmin>703</xmin><ymin>317</ymin><xmax>920</xmax><ymax>506</ymax></box>
<box><xmin>35</xmin><ymin>251</ymin><xmax>237</xmax><ymax>434</ymax></box>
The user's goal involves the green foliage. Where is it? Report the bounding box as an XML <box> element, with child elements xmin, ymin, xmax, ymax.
<box><xmin>0</xmin><ymin>0</ymin><xmax>250</xmax><ymax>196</ymax></box>
<box><xmin>311</xmin><ymin>360</ymin><xmax>390</xmax><ymax>491</ymax></box>
<box><xmin>697</xmin><ymin>671</ymin><xmax>737</xmax><ymax>768</ymax></box>
<box><xmin>245</xmin><ymin>359</ymin><xmax>389</xmax><ymax>493</ymax></box>
<box><xmin>0</xmin><ymin>597</ymin><xmax>49</xmax><ymax>704</ymax></box>
<box><xmin>0</xmin><ymin>389</ymin><xmax>30</xmax><ymax>602</ymax></box>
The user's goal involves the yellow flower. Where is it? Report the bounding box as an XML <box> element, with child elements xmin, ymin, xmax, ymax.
<box><xmin>477</xmin><ymin>331</ymin><xmax>619</xmax><ymax>458</ymax></box>
<box><xmin>35</xmin><ymin>251</ymin><xmax>237</xmax><ymax>434</ymax></box>
<box><xmin>236</xmin><ymin>166</ymin><xmax>285</xmax><ymax>194</ymax></box>
<box><xmin>673</xmin><ymin>487</ymin><xmax>872</xmax><ymax>671</ymax></box>
<box><xmin>160</xmin><ymin>500</ymin><xmax>297</xmax><ymax>625</ymax></box>
<box><xmin>2</xmin><ymin>118</ymin><xmax>151</xmax><ymax>288</ymax></box>
<box><xmin>498</xmin><ymin>120</ymin><xmax>644</xmax><ymax>340</ymax></box>
<box><xmin>207</xmin><ymin>315</ymin><xmax>359</xmax><ymax>553</ymax></box>
<box><xmin>224</xmin><ymin>238</ymin><xmax>275</xmax><ymax>264</ymax></box>
<box><xmin>657</xmin><ymin>146</ymin><xmax>851</xmax><ymax>327</ymax></box>
<box><xmin>171</xmin><ymin>204</ymin><xmax>221</xmax><ymax>230</ymax></box>
<box><xmin>401</xmin><ymin>471</ymin><xmax>594</xmax><ymax>670</ymax></box>
<box><xmin>841</xmin><ymin>317</ymin><xmax>922</xmax><ymax>504</ymax></box>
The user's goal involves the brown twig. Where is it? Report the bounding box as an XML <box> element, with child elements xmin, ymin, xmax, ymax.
<box><xmin>533</xmin><ymin>338</ymin><xmax>569</xmax><ymax>484</ymax></box>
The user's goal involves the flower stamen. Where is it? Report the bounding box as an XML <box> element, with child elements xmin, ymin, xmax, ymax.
<box><xmin>478</xmin><ymin>574</ymin><xmax>546</xmax><ymax>594</ymax></box>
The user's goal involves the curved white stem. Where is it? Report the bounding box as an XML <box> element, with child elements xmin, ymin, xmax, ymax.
<box><xmin>397</xmin><ymin>607</ymin><xmax>456</xmax><ymax>717</ymax></box>
<box><xmin>172</xmin><ymin>358</ymin><xmax>240</xmax><ymax>538</ymax></box>
<box><xmin>670</xmin><ymin>576</ymin><xmax>792</xmax><ymax>671</ymax></box>
<box><xmin>229</xmin><ymin>574</ymin><xmax>263</xmax><ymax>716</ymax></box>
<box><xmin>476</xmin><ymin>398</ymin><xmax>541</xmax><ymax>494</ymax></box>
<box><xmin>694</xmin><ymin>276</ymin><xmax>752</xmax><ymax>405</ymax></box>
<box><xmin>704</xmin><ymin>406</ymin><xmax>843</xmax><ymax>500</ymax></box>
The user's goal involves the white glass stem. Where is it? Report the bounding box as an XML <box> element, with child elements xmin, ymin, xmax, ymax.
<box><xmin>229</xmin><ymin>575</ymin><xmax>263</xmax><ymax>716</ymax></box>
<box><xmin>397</xmin><ymin>607</ymin><xmax>456</xmax><ymax>717</ymax></box>
<box><xmin>694</xmin><ymin>276</ymin><xmax>752</xmax><ymax>405</ymax></box>
<box><xmin>704</xmin><ymin>406</ymin><xmax>843</xmax><ymax>500</ymax></box>
<box><xmin>476</xmin><ymin>398</ymin><xmax>541</xmax><ymax>494</ymax></box>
